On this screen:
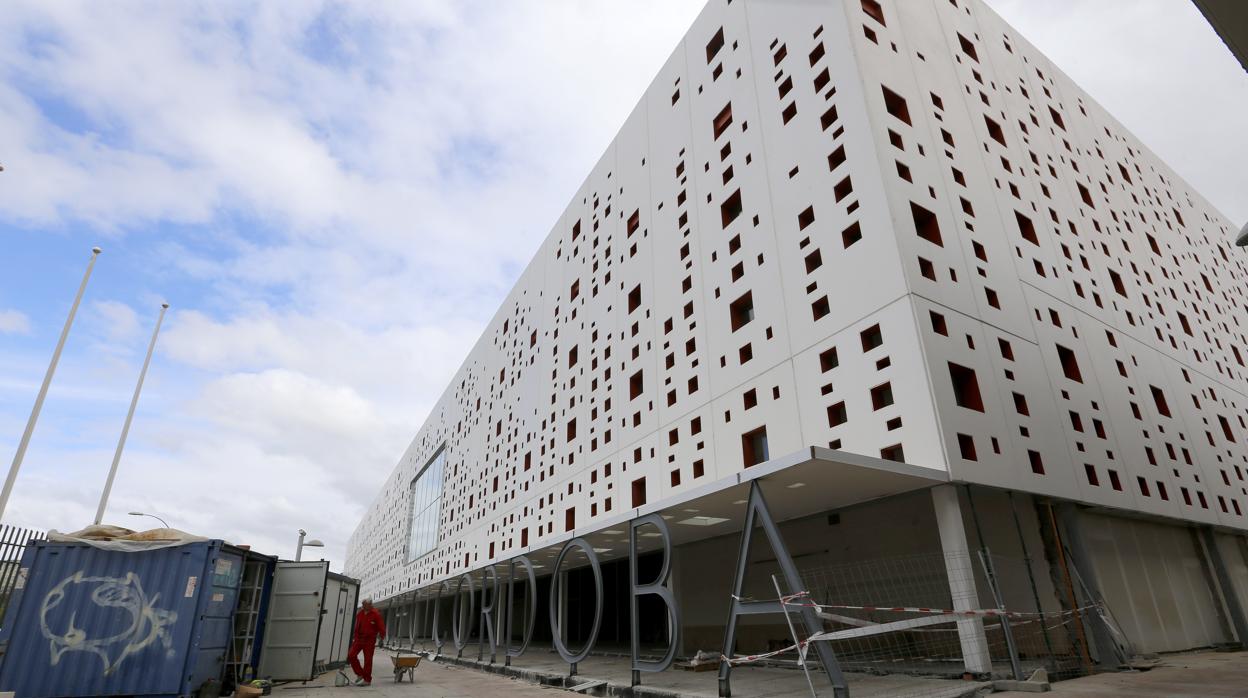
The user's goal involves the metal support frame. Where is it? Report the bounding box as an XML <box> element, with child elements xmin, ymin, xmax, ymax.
<box><xmin>629</xmin><ymin>513</ymin><xmax>680</xmax><ymax>686</ymax></box>
<box><xmin>977</xmin><ymin>549</ymin><xmax>1023</xmax><ymax>680</ymax></box>
<box><xmin>505</xmin><ymin>555</ymin><xmax>537</xmax><ymax>666</ymax></box>
<box><xmin>549</xmin><ymin>537</ymin><xmax>603</xmax><ymax>677</ymax></box>
<box><xmin>1199</xmin><ymin>526</ymin><xmax>1248</xmax><ymax>646</ymax></box>
<box><xmin>717</xmin><ymin>480</ymin><xmax>848</xmax><ymax>698</ymax></box>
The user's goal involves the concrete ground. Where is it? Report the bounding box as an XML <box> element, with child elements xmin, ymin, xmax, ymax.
<box><xmin>996</xmin><ymin>649</ymin><xmax>1248</xmax><ymax>697</ymax></box>
<box><xmin>275</xmin><ymin>649</ymin><xmax>1248</xmax><ymax>697</ymax></box>
<box><xmin>274</xmin><ymin>658</ymin><xmax>552</xmax><ymax>698</ymax></box>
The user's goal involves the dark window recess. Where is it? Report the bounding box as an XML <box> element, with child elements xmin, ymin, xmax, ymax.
<box><xmin>721</xmin><ymin>189</ymin><xmax>743</xmax><ymax>228</ymax></box>
<box><xmin>930</xmin><ymin>311</ymin><xmax>947</xmax><ymax>335</ymax></box>
<box><xmin>811</xmin><ymin>296</ymin><xmax>831</xmax><ymax>321</ymax></box>
<box><xmin>632</xmin><ymin>478</ymin><xmax>647</xmax><ymax>507</ymax></box>
<box><xmin>1028</xmin><ymin>450</ymin><xmax>1045</xmax><ymax>474</ymax></box>
<box><xmin>958</xmin><ymin>433</ymin><xmax>977</xmax><ymax>461</ymax></box>
<box><xmin>1015</xmin><ymin>211</ymin><xmax>1038</xmax><ymax>245</ymax></box>
<box><xmin>948</xmin><ymin>362</ymin><xmax>985</xmax><ymax>412</ymax></box>
<box><xmin>730</xmin><ymin>291</ymin><xmax>755</xmax><ymax>331</ymax></box>
<box><xmin>742</xmin><ymin>426</ymin><xmax>769</xmax><ymax>467</ymax></box>
<box><xmin>860</xmin><ymin>324</ymin><xmax>883</xmax><ymax>351</ymax></box>
<box><xmin>1150</xmin><ymin>385</ymin><xmax>1171</xmax><ymax>418</ymax></box>
<box><xmin>880</xmin><ymin>443</ymin><xmax>905</xmax><ymax>462</ymax></box>
<box><xmin>1108</xmin><ymin>269</ymin><xmax>1127</xmax><ymax>297</ymax></box>
<box><xmin>834</xmin><ymin>176</ymin><xmax>854</xmax><ymax>202</ymax></box>
<box><xmin>820</xmin><ymin>105</ymin><xmax>839</xmax><ymax>131</ymax></box>
<box><xmin>1048</xmin><ymin>106</ymin><xmax>1065</xmax><ymax>130</ymax></box>
<box><xmin>861</xmin><ymin>0</ymin><xmax>886</xmax><ymax>25</ymax></box>
<box><xmin>630</xmin><ymin>370</ymin><xmax>644</xmax><ymax>400</ymax></box>
<box><xmin>782</xmin><ymin>102</ymin><xmax>797</xmax><ymax>124</ymax></box>
<box><xmin>798</xmin><ymin>205</ymin><xmax>816</xmax><ymax>230</ymax></box>
<box><xmin>567</xmin><ymin>418</ymin><xmax>577</xmax><ymax>441</ymax></box>
<box><xmin>627</xmin><ymin>210</ymin><xmax>640</xmax><ymax>236</ymax></box>
<box><xmin>911</xmin><ymin>202</ymin><xmax>943</xmax><ymax>246</ymax></box>
<box><xmin>881</xmin><ymin>85</ymin><xmax>911</xmax><ymax>125</ymax></box>
<box><xmin>628</xmin><ymin>285</ymin><xmax>642</xmax><ymax>312</ymax></box>
<box><xmin>713</xmin><ymin>103</ymin><xmax>733</xmax><ymax>139</ymax></box>
<box><xmin>870</xmin><ymin>382</ymin><xmax>894</xmax><ymax>410</ymax></box>
<box><xmin>1084</xmin><ymin>464</ymin><xmax>1099</xmax><ymax>486</ymax></box>
<box><xmin>805</xmin><ymin>249</ymin><xmax>823</xmax><ymax>273</ymax></box>
<box><xmin>827</xmin><ymin>145</ymin><xmax>846</xmax><ymax>170</ymax></box>
<box><xmin>1057</xmin><ymin>345</ymin><xmax>1083</xmax><ymax>383</ymax></box>
<box><xmin>1013</xmin><ymin>392</ymin><xmax>1030</xmax><ymax>416</ymax></box>
<box><xmin>565</xmin><ymin>508</ymin><xmax>576</xmax><ymax>532</ymax></box>
<box><xmin>827</xmin><ymin>401</ymin><xmax>847</xmax><ymax>427</ymax></box>
<box><xmin>706</xmin><ymin>27</ymin><xmax>725</xmax><ymax>63</ymax></box>
<box><xmin>819</xmin><ymin>346</ymin><xmax>839</xmax><ymax>372</ymax></box>
<box><xmin>842</xmin><ymin>222</ymin><xmax>862</xmax><ymax>248</ymax></box>
<box><xmin>1108</xmin><ymin>469</ymin><xmax>1122</xmax><ymax>491</ymax></box>
<box><xmin>1219</xmin><ymin>415</ymin><xmax>1237</xmax><ymax>443</ymax></box>
<box><xmin>957</xmin><ymin>33</ymin><xmax>978</xmax><ymax>62</ymax></box>
<box><xmin>1077</xmin><ymin>182</ymin><xmax>1095</xmax><ymax>208</ymax></box>
<box><xmin>984</xmin><ymin>115</ymin><xmax>1006</xmax><ymax>146</ymax></box>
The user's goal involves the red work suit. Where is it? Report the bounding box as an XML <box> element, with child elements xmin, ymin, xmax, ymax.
<box><xmin>348</xmin><ymin>606</ymin><xmax>386</xmax><ymax>684</ymax></box>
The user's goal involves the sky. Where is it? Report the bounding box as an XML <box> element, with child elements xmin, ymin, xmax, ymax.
<box><xmin>0</xmin><ymin>0</ymin><xmax>1245</xmax><ymax>570</ymax></box>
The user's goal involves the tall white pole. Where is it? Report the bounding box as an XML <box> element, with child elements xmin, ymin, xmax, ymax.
<box><xmin>94</xmin><ymin>302</ymin><xmax>169</xmax><ymax>526</ymax></box>
<box><xmin>0</xmin><ymin>247</ymin><xmax>102</xmax><ymax>522</ymax></box>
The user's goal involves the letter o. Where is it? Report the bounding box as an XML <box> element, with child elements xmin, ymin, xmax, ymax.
<box><xmin>548</xmin><ymin>537</ymin><xmax>603</xmax><ymax>665</ymax></box>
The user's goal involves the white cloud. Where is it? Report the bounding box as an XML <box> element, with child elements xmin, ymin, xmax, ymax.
<box><xmin>0</xmin><ymin>309</ymin><xmax>29</xmax><ymax>334</ymax></box>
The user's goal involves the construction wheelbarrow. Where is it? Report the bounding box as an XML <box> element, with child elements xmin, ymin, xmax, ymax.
<box><xmin>392</xmin><ymin>651</ymin><xmax>423</xmax><ymax>683</ymax></box>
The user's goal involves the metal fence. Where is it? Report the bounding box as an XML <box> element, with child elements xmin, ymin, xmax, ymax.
<box><xmin>723</xmin><ymin>551</ymin><xmax>1119</xmax><ymax>698</ymax></box>
<box><xmin>0</xmin><ymin>524</ymin><xmax>44</xmax><ymax>628</ymax></box>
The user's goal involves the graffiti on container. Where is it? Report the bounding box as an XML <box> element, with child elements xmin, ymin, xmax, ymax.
<box><xmin>39</xmin><ymin>570</ymin><xmax>179</xmax><ymax>674</ymax></box>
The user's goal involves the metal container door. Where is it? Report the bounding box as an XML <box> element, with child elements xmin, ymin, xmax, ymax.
<box><xmin>332</xmin><ymin>580</ymin><xmax>358</xmax><ymax>664</ymax></box>
<box><xmin>257</xmin><ymin>561</ymin><xmax>328</xmax><ymax>680</ymax></box>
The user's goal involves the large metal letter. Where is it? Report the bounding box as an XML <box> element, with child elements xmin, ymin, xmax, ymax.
<box><xmin>549</xmin><ymin>538</ymin><xmax>603</xmax><ymax>676</ymax></box>
<box><xmin>718</xmin><ymin>481</ymin><xmax>848</xmax><ymax>698</ymax></box>
<box><xmin>451</xmin><ymin>573</ymin><xmax>475</xmax><ymax>657</ymax></box>
<box><xmin>505</xmin><ymin>555</ymin><xmax>538</xmax><ymax>666</ymax></box>
<box><xmin>478</xmin><ymin>565</ymin><xmax>499</xmax><ymax>662</ymax></box>
<box><xmin>629</xmin><ymin>513</ymin><xmax>680</xmax><ymax>686</ymax></box>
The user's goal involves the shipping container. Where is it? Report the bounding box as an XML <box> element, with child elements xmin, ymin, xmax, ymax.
<box><xmin>255</xmin><ymin>562</ymin><xmax>358</xmax><ymax>681</ymax></box>
<box><xmin>0</xmin><ymin>539</ymin><xmax>246</xmax><ymax>698</ymax></box>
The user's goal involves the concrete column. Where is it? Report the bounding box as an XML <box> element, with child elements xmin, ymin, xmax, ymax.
<box><xmin>931</xmin><ymin>485</ymin><xmax>992</xmax><ymax>673</ymax></box>
<box><xmin>1200</xmin><ymin>527</ymin><xmax>1248</xmax><ymax>646</ymax></box>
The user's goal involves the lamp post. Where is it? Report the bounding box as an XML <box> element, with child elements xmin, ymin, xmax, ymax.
<box><xmin>296</xmin><ymin>529</ymin><xmax>324</xmax><ymax>561</ymax></box>
<box><xmin>0</xmin><ymin>247</ymin><xmax>102</xmax><ymax>522</ymax></box>
<box><xmin>128</xmin><ymin>511</ymin><xmax>170</xmax><ymax>529</ymax></box>
<box><xmin>94</xmin><ymin>303</ymin><xmax>169</xmax><ymax>525</ymax></box>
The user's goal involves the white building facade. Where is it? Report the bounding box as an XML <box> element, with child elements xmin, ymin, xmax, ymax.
<box><xmin>347</xmin><ymin>0</ymin><xmax>1248</xmax><ymax>669</ymax></box>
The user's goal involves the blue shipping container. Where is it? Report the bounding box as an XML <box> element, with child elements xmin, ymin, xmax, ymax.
<box><xmin>0</xmin><ymin>539</ymin><xmax>244</xmax><ymax>697</ymax></box>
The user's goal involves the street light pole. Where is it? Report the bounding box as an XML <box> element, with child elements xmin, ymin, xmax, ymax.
<box><xmin>295</xmin><ymin>529</ymin><xmax>324</xmax><ymax>561</ymax></box>
<box><xmin>0</xmin><ymin>247</ymin><xmax>102</xmax><ymax>522</ymax></box>
<box><xmin>94</xmin><ymin>303</ymin><xmax>169</xmax><ymax>525</ymax></box>
<box><xmin>128</xmin><ymin>511</ymin><xmax>170</xmax><ymax>529</ymax></box>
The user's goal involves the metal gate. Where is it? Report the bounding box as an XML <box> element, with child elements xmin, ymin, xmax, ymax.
<box><xmin>258</xmin><ymin>561</ymin><xmax>329</xmax><ymax>681</ymax></box>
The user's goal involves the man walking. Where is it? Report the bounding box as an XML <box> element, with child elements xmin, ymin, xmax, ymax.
<box><xmin>348</xmin><ymin>597</ymin><xmax>386</xmax><ymax>686</ymax></box>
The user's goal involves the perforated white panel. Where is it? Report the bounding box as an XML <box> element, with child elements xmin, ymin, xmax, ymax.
<box><xmin>347</xmin><ymin>0</ymin><xmax>1248</xmax><ymax>602</ymax></box>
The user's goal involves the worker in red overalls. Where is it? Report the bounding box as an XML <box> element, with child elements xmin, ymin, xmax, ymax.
<box><xmin>348</xmin><ymin>597</ymin><xmax>386</xmax><ymax>686</ymax></box>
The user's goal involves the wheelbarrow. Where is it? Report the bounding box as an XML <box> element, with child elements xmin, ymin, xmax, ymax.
<box><xmin>392</xmin><ymin>651</ymin><xmax>422</xmax><ymax>683</ymax></box>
